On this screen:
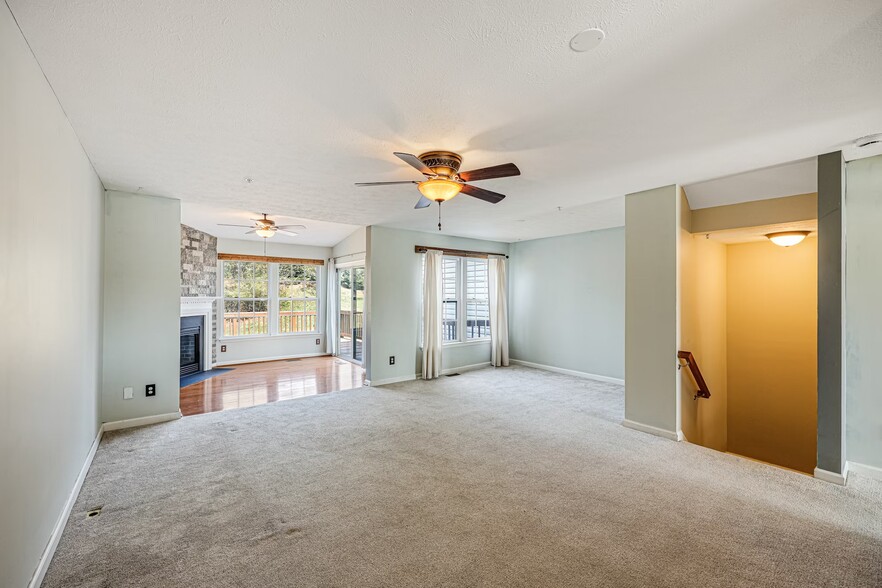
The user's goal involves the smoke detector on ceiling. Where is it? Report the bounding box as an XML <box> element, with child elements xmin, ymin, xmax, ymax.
<box><xmin>855</xmin><ymin>134</ymin><xmax>882</xmax><ymax>148</ymax></box>
<box><xmin>570</xmin><ymin>28</ymin><xmax>605</xmax><ymax>52</ymax></box>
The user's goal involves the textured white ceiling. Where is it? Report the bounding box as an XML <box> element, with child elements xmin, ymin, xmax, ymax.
<box><xmin>683</xmin><ymin>158</ymin><xmax>818</xmax><ymax>210</ymax></box>
<box><xmin>180</xmin><ymin>202</ymin><xmax>359</xmax><ymax>247</ymax></box>
<box><xmin>9</xmin><ymin>0</ymin><xmax>882</xmax><ymax>243</ymax></box>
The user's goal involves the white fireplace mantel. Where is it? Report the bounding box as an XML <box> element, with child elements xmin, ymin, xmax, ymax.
<box><xmin>180</xmin><ymin>297</ymin><xmax>218</xmax><ymax>371</ymax></box>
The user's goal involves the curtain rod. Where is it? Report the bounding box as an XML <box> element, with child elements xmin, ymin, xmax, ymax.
<box><xmin>218</xmin><ymin>253</ymin><xmax>325</xmax><ymax>266</ymax></box>
<box><xmin>331</xmin><ymin>250</ymin><xmax>366</xmax><ymax>262</ymax></box>
<box><xmin>414</xmin><ymin>245</ymin><xmax>508</xmax><ymax>259</ymax></box>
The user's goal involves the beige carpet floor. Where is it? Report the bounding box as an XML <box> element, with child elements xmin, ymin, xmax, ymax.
<box><xmin>43</xmin><ymin>366</ymin><xmax>882</xmax><ymax>587</ymax></box>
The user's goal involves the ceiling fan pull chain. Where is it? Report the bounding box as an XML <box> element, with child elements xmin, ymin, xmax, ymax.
<box><xmin>438</xmin><ymin>202</ymin><xmax>442</xmax><ymax>231</ymax></box>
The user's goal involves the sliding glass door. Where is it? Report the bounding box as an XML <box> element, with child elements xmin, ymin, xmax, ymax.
<box><xmin>338</xmin><ymin>267</ymin><xmax>364</xmax><ymax>363</ymax></box>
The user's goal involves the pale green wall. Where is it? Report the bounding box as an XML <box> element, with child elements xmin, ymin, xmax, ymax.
<box><xmin>508</xmin><ymin>227</ymin><xmax>624</xmax><ymax>380</ymax></box>
<box><xmin>366</xmin><ymin>226</ymin><xmax>509</xmax><ymax>384</ymax></box>
<box><xmin>845</xmin><ymin>154</ymin><xmax>882</xmax><ymax>470</ymax></box>
<box><xmin>102</xmin><ymin>191</ymin><xmax>181</xmax><ymax>422</ymax></box>
<box><xmin>0</xmin><ymin>4</ymin><xmax>104</xmax><ymax>585</ymax></box>
<box><xmin>625</xmin><ymin>185</ymin><xmax>682</xmax><ymax>435</ymax></box>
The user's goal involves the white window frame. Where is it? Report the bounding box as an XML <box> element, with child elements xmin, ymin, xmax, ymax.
<box><xmin>463</xmin><ymin>257</ymin><xmax>491</xmax><ymax>342</ymax></box>
<box><xmin>422</xmin><ymin>254</ymin><xmax>491</xmax><ymax>347</ymax></box>
<box><xmin>277</xmin><ymin>262</ymin><xmax>320</xmax><ymax>335</ymax></box>
<box><xmin>219</xmin><ymin>260</ymin><xmax>322</xmax><ymax>340</ymax></box>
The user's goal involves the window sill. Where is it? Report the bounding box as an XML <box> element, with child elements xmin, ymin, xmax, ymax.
<box><xmin>218</xmin><ymin>332</ymin><xmax>321</xmax><ymax>342</ymax></box>
<box><xmin>442</xmin><ymin>339</ymin><xmax>491</xmax><ymax>348</ymax></box>
<box><xmin>419</xmin><ymin>340</ymin><xmax>491</xmax><ymax>351</ymax></box>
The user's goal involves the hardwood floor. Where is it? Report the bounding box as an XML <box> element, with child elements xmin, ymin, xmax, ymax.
<box><xmin>180</xmin><ymin>356</ymin><xmax>364</xmax><ymax>417</ymax></box>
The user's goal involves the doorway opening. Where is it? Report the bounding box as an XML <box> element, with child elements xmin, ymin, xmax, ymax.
<box><xmin>680</xmin><ymin>218</ymin><xmax>818</xmax><ymax>474</ymax></box>
<box><xmin>338</xmin><ymin>266</ymin><xmax>364</xmax><ymax>364</ymax></box>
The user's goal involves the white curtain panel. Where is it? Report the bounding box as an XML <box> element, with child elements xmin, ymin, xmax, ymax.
<box><xmin>422</xmin><ymin>250</ymin><xmax>443</xmax><ymax>379</ymax></box>
<box><xmin>489</xmin><ymin>255</ymin><xmax>510</xmax><ymax>367</ymax></box>
<box><xmin>325</xmin><ymin>258</ymin><xmax>338</xmax><ymax>356</ymax></box>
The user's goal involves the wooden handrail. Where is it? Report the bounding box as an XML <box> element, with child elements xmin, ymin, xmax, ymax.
<box><xmin>678</xmin><ymin>351</ymin><xmax>711</xmax><ymax>399</ymax></box>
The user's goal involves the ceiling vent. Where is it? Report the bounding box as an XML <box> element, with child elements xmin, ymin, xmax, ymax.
<box><xmin>855</xmin><ymin>134</ymin><xmax>882</xmax><ymax>148</ymax></box>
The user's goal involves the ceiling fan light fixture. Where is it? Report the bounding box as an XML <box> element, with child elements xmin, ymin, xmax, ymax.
<box><xmin>255</xmin><ymin>227</ymin><xmax>275</xmax><ymax>238</ymax></box>
<box><xmin>418</xmin><ymin>178</ymin><xmax>462</xmax><ymax>202</ymax></box>
<box><xmin>766</xmin><ymin>231</ymin><xmax>809</xmax><ymax>247</ymax></box>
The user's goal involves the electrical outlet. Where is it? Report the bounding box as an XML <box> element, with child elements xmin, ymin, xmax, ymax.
<box><xmin>389</xmin><ymin>356</ymin><xmax>395</xmax><ymax>365</ymax></box>
<box><xmin>221</xmin><ymin>344</ymin><xmax>227</xmax><ymax>352</ymax></box>
<box><xmin>315</xmin><ymin>338</ymin><xmax>321</xmax><ymax>345</ymax></box>
<box><xmin>146</xmin><ymin>384</ymin><xmax>156</xmax><ymax>397</ymax></box>
<box><xmin>123</xmin><ymin>386</ymin><xmax>133</xmax><ymax>400</ymax></box>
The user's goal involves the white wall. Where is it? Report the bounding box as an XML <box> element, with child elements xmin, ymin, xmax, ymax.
<box><xmin>215</xmin><ymin>238</ymin><xmax>331</xmax><ymax>365</ymax></box>
<box><xmin>0</xmin><ymin>4</ymin><xmax>104</xmax><ymax>586</ymax></box>
<box><xmin>508</xmin><ymin>228</ymin><xmax>624</xmax><ymax>380</ymax></box>
<box><xmin>103</xmin><ymin>191</ymin><xmax>181</xmax><ymax>422</ymax></box>
<box><xmin>332</xmin><ymin>226</ymin><xmax>366</xmax><ymax>263</ymax></box>
<box><xmin>366</xmin><ymin>226</ymin><xmax>509</xmax><ymax>384</ymax></box>
<box><xmin>845</xmin><ymin>154</ymin><xmax>882</xmax><ymax>471</ymax></box>
<box><xmin>624</xmin><ymin>185</ymin><xmax>682</xmax><ymax>437</ymax></box>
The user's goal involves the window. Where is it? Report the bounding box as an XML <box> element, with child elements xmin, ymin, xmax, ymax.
<box><xmin>442</xmin><ymin>257</ymin><xmax>459</xmax><ymax>342</ymax></box>
<box><xmin>223</xmin><ymin>261</ymin><xmax>269</xmax><ymax>336</ymax></box>
<box><xmin>221</xmin><ymin>260</ymin><xmax>320</xmax><ymax>337</ymax></box>
<box><xmin>423</xmin><ymin>254</ymin><xmax>491</xmax><ymax>344</ymax></box>
<box><xmin>464</xmin><ymin>258</ymin><xmax>490</xmax><ymax>340</ymax></box>
<box><xmin>278</xmin><ymin>264</ymin><xmax>318</xmax><ymax>333</ymax></box>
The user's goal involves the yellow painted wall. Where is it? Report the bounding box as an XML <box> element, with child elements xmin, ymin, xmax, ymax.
<box><xmin>679</xmin><ymin>233</ymin><xmax>728</xmax><ymax>451</ymax></box>
<box><xmin>726</xmin><ymin>237</ymin><xmax>817</xmax><ymax>473</ymax></box>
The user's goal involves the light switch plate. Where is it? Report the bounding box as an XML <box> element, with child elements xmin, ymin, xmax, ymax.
<box><xmin>124</xmin><ymin>386</ymin><xmax>133</xmax><ymax>400</ymax></box>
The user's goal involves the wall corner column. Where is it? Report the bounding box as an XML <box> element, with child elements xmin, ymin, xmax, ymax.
<box><xmin>816</xmin><ymin>151</ymin><xmax>846</xmax><ymax>480</ymax></box>
<box><xmin>624</xmin><ymin>185</ymin><xmax>683</xmax><ymax>439</ymax></box>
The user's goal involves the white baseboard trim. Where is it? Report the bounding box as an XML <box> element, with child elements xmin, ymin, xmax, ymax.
<box><xmin>366</xmin><ymin>374</ymin><xmax>418</xmax><ymax>387</ymax></box>
<box><xmin>215</xmin><ymin>352</ymin><xmax>331</xmax><ymax>367</ymax></box>
<box><xmin>102</xmin><ymin>411</ymin><xmax>182</xmax><ymax>432</ymax></box>
<box><xmin>622</xmin><ymin>419</ymin><xmax>684</xmax><ymax>441</ymax></box>
<box><xmin>814</xmin><ymin>464</ymin><xmax>849</xmax><ymax>485</ymax></box>
<box><xmin>845</xmin><ymin>460</ymin><xmax>882</xmax><ymax>482</ymax></box>
<box><xmin>510</xmin><ymin>359</ymin><xmax>625</xmax><ymax>386</ymax></box>
<box><xmin>28</xmin><ymin>425</ymin><xmax>103</xmax><ymax>588</ymax></box>
<box><xmin>369</xmin><ymin>362</ymin><xmax>493</xmax><ymax>386</ymax></box>
<box><xmin>442</xmin><ymin>362</ymin><xmax>491</xmax><ymax>375</ymax></box>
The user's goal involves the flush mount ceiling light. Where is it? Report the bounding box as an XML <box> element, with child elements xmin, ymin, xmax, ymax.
<box><xmin>766</xmin><ymin>231</ymin><xmax>809</xmax><ymax>247</ymax></box>
<box><xmin>570</xmin><ymin>28</ymin><xmax>605</xmax><ymax>52</ymax></box>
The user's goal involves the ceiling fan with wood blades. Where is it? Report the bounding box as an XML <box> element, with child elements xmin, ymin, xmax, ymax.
<box><xmin>217</xmin><ymin>213</ymin><xmax>306</xmax><ymax>238</ymax></box>
<box><xmin>355</xmin><ymin>151</ymin><xmax>520</xmax><ymax>230</ymax></box>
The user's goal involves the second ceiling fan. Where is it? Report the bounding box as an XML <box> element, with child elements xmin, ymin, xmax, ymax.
<box><xmin>356</xmin><ymin>151</ymin><xmax>520</xmax><ymax>230</ymax></box>
<box><xmin>218</xmin><ymin>213</ymin><xmax>306</xmax><ymax>239</ymax></box>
